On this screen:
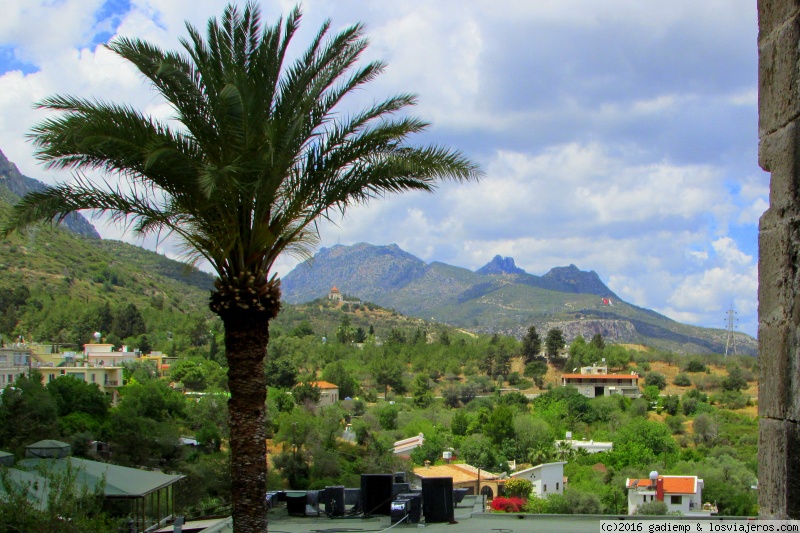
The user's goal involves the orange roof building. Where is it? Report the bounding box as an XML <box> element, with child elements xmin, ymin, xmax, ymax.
<box><xmin>307</xmin><ymin>381</ymin><xmax>339</xmax><ymax>406</ymax></box>
<box><xmin>328</xmin><ymin>286</ymin><xmax>343</xmax><ymax>302</ymax></box>
<box><xmin>413</xmin><ymin>463</ymin><xmax>503</xmax><ymax>500</ymax></box>
<box><xmin>626</xmin><ymin>474</ymin><xmax>716</xmax><ymax>516</ymax></box>
<box><xmin>561</xmin><ymin>364</ymin><xmax>641</xmax><ymax>398</ymax></box>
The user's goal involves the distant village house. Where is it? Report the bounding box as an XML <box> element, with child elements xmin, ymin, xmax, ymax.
<box><xmin>561</xmin><ymin>364</ymin><xmax>641</xmax><ymax>399</ymax></box>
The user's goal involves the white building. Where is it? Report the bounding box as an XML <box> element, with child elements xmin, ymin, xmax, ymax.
<box><xmin>556</xmin><ymin>432</ymin><xmax>613</xmax><ymax>454</ymax></box>
<box><xmin>393</xmin><ymin>433</ymin><xmax>424</xmax><ymax>455</ymax></box>
<box><xmin>626</xmin><ymin>474</ymin><xmax>716</xmax><ymax>516</ymax></box>
<box><xmin>510</xmin><ymin>462</ymin><xmax>567</xmax><ymax>498</ymax></box>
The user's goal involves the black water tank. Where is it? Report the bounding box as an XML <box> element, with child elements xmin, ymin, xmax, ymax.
<box><xmin>285</xmin><ymin>491</ymin><xmax>307</xmax><ymax>516</ymax></box>
<box><xmin>397</xmin><ymin>493</ymin><xmax>422</xmax><ymax>523</ymax></box>
<box><xmin>322</xmin><ymin>486</ymin><xmax>346</xmax><ymax>516</ymax></box>
<box><xmin>421</xmin><ymin>477</ymin><xmax>454</xmax><ymax>523</ymax></box>
<box><xmin>390</xmin><ymin>499</ymin><xmax>410</xmax><ymax>524</ymax></box>
<box><xmin>361</xmin><ymin>474</ymin><xmax>394</xmax><ymax>516</ymax></box>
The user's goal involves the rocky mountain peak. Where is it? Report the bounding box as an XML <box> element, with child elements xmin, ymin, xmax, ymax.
<box><xmin>476</xmin><ymin>255</ymin><xmax>526</xmax><ymax>275</ymax></box>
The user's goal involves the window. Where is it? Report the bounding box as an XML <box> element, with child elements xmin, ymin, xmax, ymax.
<box><xmin>91</xmin><ymin>374</ymin><xmax>96</xmax><ymax>382</ymax></box>
<box><xmin>556</xmin><ymin>482</ymin><xmax>560</xmax><ymax>490</ymax></box>
<box><xmin>543</xmin><ymin>484</ymin><xmax>547</xmax><ymax>492</ymax></box>
<box><xmin>671</xmin><ymin>496</ymin><xmax>682</xmax><ymax>505</ymax></box>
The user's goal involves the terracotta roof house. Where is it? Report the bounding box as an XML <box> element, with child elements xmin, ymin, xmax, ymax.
<box><xmin>308</xmin><ymin>381</ymin><xmax>340</xmax><ymax>406</ymax></box>
<box><xmin>413</xmin><ymin>463</ymin><xmax>503</xmax><ymax>500</ymax></box>
<box><xmin>561</xmin><ymin>364</ymin><xmax>641</xmax><ymax>398</ymax></box>
<box><xmin>626</xmin><ymin>473</ymin><xmax>717</xmax><ymax>516</ymax></box>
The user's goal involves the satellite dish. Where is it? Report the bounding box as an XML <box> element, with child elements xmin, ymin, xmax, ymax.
<box><xmin>93</xmin><ymin>332</ymin><xmax>102</xmax><ymax>341</ymax></box>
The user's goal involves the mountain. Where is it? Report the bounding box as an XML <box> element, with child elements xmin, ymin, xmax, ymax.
<box><xmin>476</xmin><ymin>255</ymin><xmax>526</xmax><ymax>275</ymax></box>
<box><xmin>281</xmin><ymin>243</ymin><xmax>757</xmax><ymax>356</ymax></box>
<box><xmin>0</xmin><ymin>149</ymin><xmax>100</xmax><ymax>239</ymax></box>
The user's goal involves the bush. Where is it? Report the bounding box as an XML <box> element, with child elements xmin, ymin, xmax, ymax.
<box><xmin>490</xmin><ymin>497</ymin><xmax>527</xmax><ymax>513</ymax></box>
<box><xmin>665</xmin><ymin>414</ymin><xmax>686</xmax><ymax>434</ymax></box>
<box><xmin>692</xmin><ymin>374</ymin><xmax>722</xmax><ymax>391</ymax></box>
<box><xmin>684</xmin><ymin>360</ymin><xmax>707</xmax><ymax>373</ymax></box>
<box><xmin>504</xmin><ymin>478</ymin><xmax>533</xmax><ymax>498</ymax></box>
<box><xmin>635</xmin><ymin>500</ymin><xmax>668</xmax><ymax>515</ymax></box>
<box><xmin>673</xmin><ymin>373</ymin><xmax>692</xmax><ymax>387</ymax></box>
<box><xmin>713</xmin><ymin>390</ymin><xmax>749</xmax><ymax>410</ymax></box>
<box><xmin>645</xmin><ymin>372</ymin><xmax>667</xmax><ymax>390</ymax></box>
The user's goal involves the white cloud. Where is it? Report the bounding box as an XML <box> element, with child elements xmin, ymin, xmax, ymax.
<box><xmin>0</xmin><ymin>0</ymin><xmax>766</xmax><ymax>337</ymax></box>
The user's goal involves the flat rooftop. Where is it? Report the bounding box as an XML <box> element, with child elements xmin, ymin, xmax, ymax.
<box><xmin>190</xmin><ymin>496</ymin><xmax>755</xmax><ymax>533</ymax></box>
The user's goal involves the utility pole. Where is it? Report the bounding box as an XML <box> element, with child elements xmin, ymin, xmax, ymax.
<box><xmin>724</xmin><ymin>304</ymin><xmax>738</xmax><ymax>358</ymax></box>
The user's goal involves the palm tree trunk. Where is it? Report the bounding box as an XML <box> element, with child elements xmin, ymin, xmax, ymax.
<box><xmin>223</xmin><ymin>311</ymin><xmax>271</xmax><ymax>532</ymax></box>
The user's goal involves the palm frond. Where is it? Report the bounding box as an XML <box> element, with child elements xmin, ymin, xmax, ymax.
<box><xmin>14</xmin><ymin>2</ymin><xmax>481</xmax><ymax>284</ymax></box>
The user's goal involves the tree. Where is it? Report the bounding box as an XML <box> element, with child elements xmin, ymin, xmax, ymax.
<box><xmin>520</xmin><ymin>325</ymin><xmax>542</xmax><ymax>363</ymax></box>
<box><xmin>370</xmin><ymin>356</ymin><xmax>406</xmax><ymax>398</ymax></box>
<box><xmin>1</xmin><ymin>5</ymin><xmax>480</xmax><ymax>528</ymax></box>
<box><xmin>411</xmin><ymin>374</ymin><xmax>434</xmax><ymax>408</ymax></box>
<box><xmin>46</xmin><ymin>376</ymin><xmax>110</xmax><ymax>418</ymax></box>
<box><xmin>484</xmin><ymin>404</ymin><xmax>515</xmax><ymax>447</ymax></box>
<box><xmin>545</xmin><ymin>328</ymin><xmax>566</xmax><ymax>360</ymax></box>
<box><xmin>645</xmin><ymin>372</ymin><xmax>667</xmax><ymax>390</ymax></box>
<box><xmin>322</xmin><ymin>360</ymin><xmax>358</xmax><ymax>398</ymax></box>
<box><xmin>722</xmin><ymin>365</ymin><xmax>748</xmax><ymax>392</ymax></box>
<box><xmin>111</xmin><ymin>303</ymin><xmax>146</xmax><ymax>340</ymax></box>
<box><xmin>0</xmin><ymin>371</ymin><xmax>58</xmax><ymax>455</ymax></box>
<box><xmin>589</xmin><ymin>333</ymin><xmax>605</xmax><ymax>351</ymax></box>
<box><xmin>264</xmin><ymin>356</ymin><xmax>299</xmax><ymax>389</ymax></box>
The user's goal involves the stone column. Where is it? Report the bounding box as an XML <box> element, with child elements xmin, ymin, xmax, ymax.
<box><xmin>758</xmin><ymin>0</ymin><xmax>800</xmax><ymax>519</ymax></box>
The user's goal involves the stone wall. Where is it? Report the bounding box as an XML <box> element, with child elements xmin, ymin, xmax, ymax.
<box><xmin>758</xmin><ymin>0</ymin><xmax>800</xmax><ymax>519</ymax></box>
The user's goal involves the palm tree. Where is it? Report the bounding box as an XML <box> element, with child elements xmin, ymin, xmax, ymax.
<box><xmin>1</xmin><ymin>3</ymin><xmax>480</xmax><ymax>530</ymax></box>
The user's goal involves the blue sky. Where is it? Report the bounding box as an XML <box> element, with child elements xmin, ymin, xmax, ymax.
<box><xmin>0</xmin><ymin>1</ymin><xmax>765</xmax><ymax>336</ymax></box>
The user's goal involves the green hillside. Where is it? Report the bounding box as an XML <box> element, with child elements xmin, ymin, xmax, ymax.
<box><xmin>281</xmin><ymin>243</ymin><xmax>757</xmax><ymax>356</ymax></box>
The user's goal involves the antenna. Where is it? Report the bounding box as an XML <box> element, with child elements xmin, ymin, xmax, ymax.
<box><xmin>724</xmin><ymin>304</ymin><xmax>738</xmax><ymax>358</ymax></box>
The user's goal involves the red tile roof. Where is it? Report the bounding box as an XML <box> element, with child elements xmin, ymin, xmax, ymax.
<box><xmin>626</xmin><ymin>476</ymin><xmax>697</xmax><ymax>494</ymax></box>
<box><xmin>309</xmin><ymin>381</ymin><xmax>339</xmax><ymax>390</ymax></box>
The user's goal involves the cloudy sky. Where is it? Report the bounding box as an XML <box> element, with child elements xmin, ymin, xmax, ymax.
<box><xmin>0</xmin><ymin>1</ymin><xmax>764</xmax><ymax>336</ymax></box>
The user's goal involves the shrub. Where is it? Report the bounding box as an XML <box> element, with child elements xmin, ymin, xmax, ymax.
<box><xmin>684</xmin><ymin>360</ymin><xmax>707</xmax><ymax>373</ymax></box>
<box><xmin>713</xmin><ymin>390</ymin><xmax>749</xmax><ymax>410</ymax></box>
<box><xmin>665</xmin><ymin>414</ymin><xmax>686</xmax><ymax>434</ymax></box>
<box><xmin>504</xmin><ymin>478</ymin><xmax>533</xmax><ymax>498</ymax></box>
<box><xmin>673</xmin><ymin>373</ymin><xmax>692</xmax><ymax>387</ymax></box>
<box><xmin>692</xmin><ymin>374</ymin><xmax>722</xmax><ymax>391</ymax></box>
<box><xmin>635</xmin><ymin>500</ymin><xmax>668</xmax><ymax>515</ymax></box>
<box><xmin>490</xmin><ymin>497</ymin><xmax>527</xmax><ymax>513</ymax></box>
<box><xmin>645</xmin><ymin>372</ymin><xmax>667</xmax><ymax>390</ymax></box>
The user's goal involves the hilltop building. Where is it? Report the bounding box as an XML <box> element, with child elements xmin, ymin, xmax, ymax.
<box><xmin>328</xmin><ymin>286</ymin><xmax>343</xmax><ymax>303</ymax></box>
<box><xmin>561</xmin><ymin>364</ymin><xmax>641</xmax><ymax>398</ymax></box>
